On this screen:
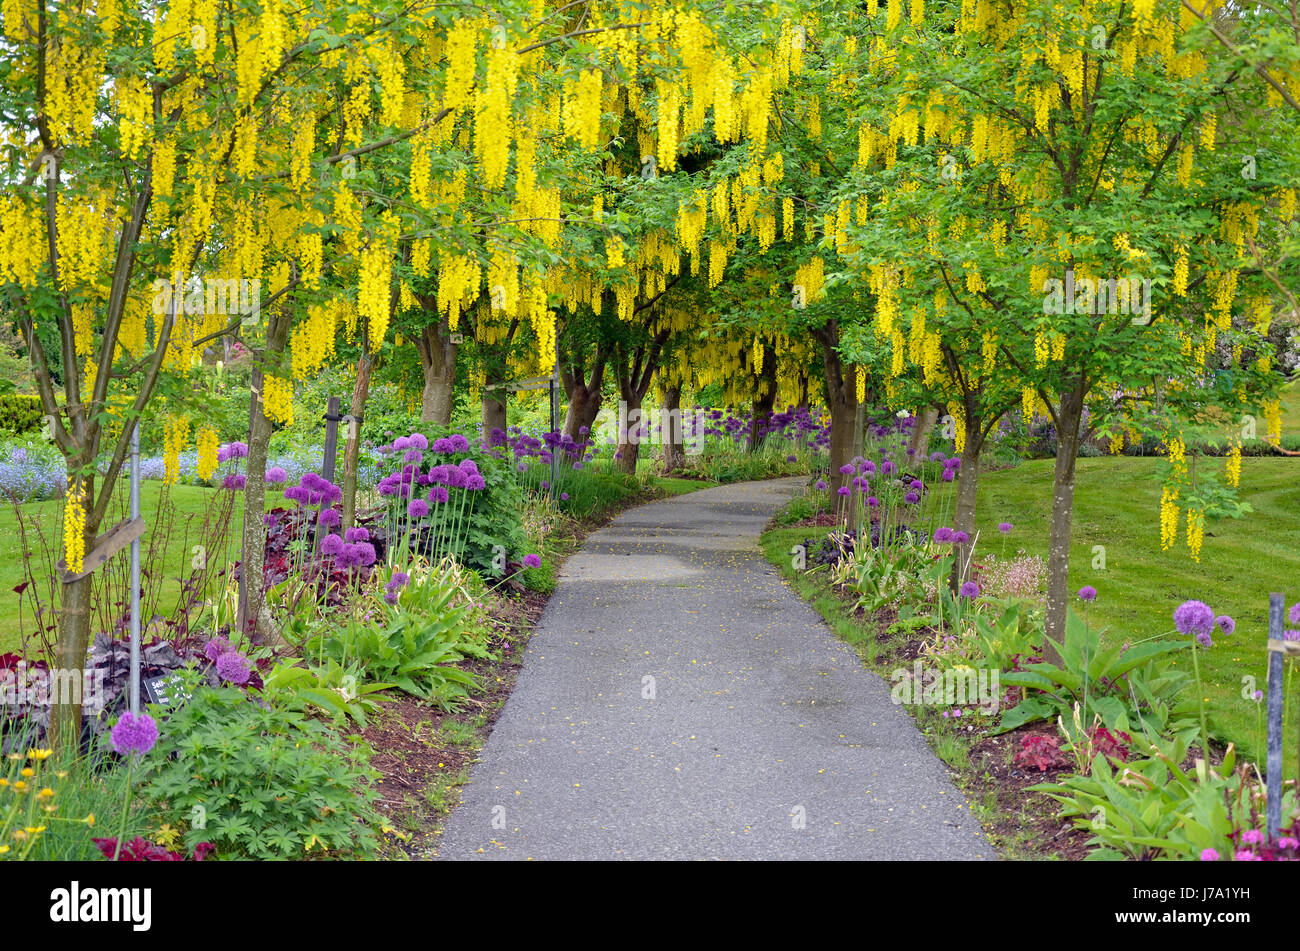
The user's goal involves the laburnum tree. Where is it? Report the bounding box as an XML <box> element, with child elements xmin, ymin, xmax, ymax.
<box><xmin>824</xmin><ymin>0</ymin><xmax>1299</xmax><ymax>643</ymax></box>
<box><xmin>0</xmin><ymin>0</ymin><xmax>461</xmax><ymax>748</ymax></box>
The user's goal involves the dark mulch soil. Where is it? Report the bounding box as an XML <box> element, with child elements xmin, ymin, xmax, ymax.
<box><xmin>964</xmin><ymin>727</ymin><xmax>1094</xmax><ymax>860</ymax></box>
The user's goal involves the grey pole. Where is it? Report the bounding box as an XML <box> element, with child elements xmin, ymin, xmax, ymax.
<box><xmin>1267</xmin><ymin>592</ymin><xmax>1285</xmax><ymax>840</ymax></box>
<box><xmin>129</xmin><ymin>422</ymin><xmax>141</xmax><ymax>716</ymax></box>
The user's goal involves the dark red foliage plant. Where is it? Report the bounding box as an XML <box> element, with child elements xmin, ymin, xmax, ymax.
<box><xmin>1014</xmin><ymin>733</ymin><xmax>1068</xmax><ymax>772</ymax></box>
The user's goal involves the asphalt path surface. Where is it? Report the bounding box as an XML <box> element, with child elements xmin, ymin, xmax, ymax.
<box><xmin>436</xmin><ymin>476</ymin><xmax>995</xmax><ymax>860</ymax></box>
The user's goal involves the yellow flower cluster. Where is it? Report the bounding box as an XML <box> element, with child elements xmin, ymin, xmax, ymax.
<box><xmin>0</xmin><ymin>196</ymin><xmax>42</xmax><ymax>287</ymax></box>
<box><xmin>1263</xmin><ymin>399</ymin><xmax>1282</xmax><ymax>448</ymax></box>
<box><xmin>358</xmin><ymin>213</ymin><xmax>399</xmax><ymax>349</ymax></box>
<box><xmin>1159</xmin><ymin>486</ymin><xmax>1180</xmax><ymax>551</ymax></box>
<box><xmin>63</xmin><ymin>484</ymin><xmax>86</xmax><ymax>575</ymax></box>
<box><xmin>163</xmin><ymin>416</ymin><xmax>190</xmax><ymax>486</ymax></box>
<box><xmin>117</xmin><ymin>77</ymin><xmax>152</xmax><ymax>161</ymax></box>
<box><xmin>564</xmin><ymin>69</ymin><xmax>603</xmax><ymax>151</ymax></box>
<box><xmin>1226</xmin><ymin>439</ymin><xmax>1241</xmax><ymax>488</ymax></box>
<box><xmin>477</xmin><ymin>43</ymin><xmax>518</xmax><ymax>188</ymax></box>
<box><xmin>290</xmin><ymin>303</ymin><xmax>338</xmax><ymax>379</ymax></box>
<box><xmin>263</xmin><ymin>375</ymin><xmax>294</xmax><ymax>425</ymax></box>
<box><xmin>437</xmin><ymin>252</ymin><xmax>481</xmax><ymax>330</ymax></box>
<box><xmin>195</xmin><ymin>426</ymin><xmax>219</xmax><ymax>482</ymax></box>
<box><xmin>1185</xmin><ymin>508</ymin><xmax>1204</xmax><ymax>562</ymax></box>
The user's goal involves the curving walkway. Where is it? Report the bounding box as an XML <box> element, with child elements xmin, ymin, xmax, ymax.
<box><xmin>436</xmin><ymin>477</ymin><xmax>995</xmax><ymax>860</ymax></box>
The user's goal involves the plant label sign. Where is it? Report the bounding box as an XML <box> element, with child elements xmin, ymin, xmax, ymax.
<box><xmin>142</xmin><ymin>672</ymin><xmax>194</xmax><ymax>709</ymax></box>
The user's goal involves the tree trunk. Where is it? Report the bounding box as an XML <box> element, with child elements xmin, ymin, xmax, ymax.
<box><xmin>1044</xmin><ymin>379</ymin><xmax>1087</xmax><ymax>656</ymax></box>
<box><xmin>817</xmin><ymin>321</ymin><xmax>857</xmax><ymax>519</ymax></box>
<box><xmin>948</xmin><ymin>416</ymin><xmax>983</xmax><ymax>593</ymax></box>
<box><xmin>908</xmin><ymin>405</ymin><xmax>940</xmax><ymax>462</ymax></box>
<box><xmin>417</xmin><ymin>324</ymin><xmax>457</xmax><ymax>425</ymax></box>
<box><xmin>238</xmin><ymin>311</ymin><xmax>290</xmax><ymax>647</ymax></box>
<box><xmin>481</xmin><ymin>388</ymin><xmax>507</xmax><ymax>440</ymax></box>
<box><xmin>615</xmin><ymin>396</ymin><xmax>643</xmax><ymax>475</ymax></box>
<box><xmin>342</xmin><ymin>350</ymin><xmax>374</xmax><ymax>531</ymax></box>
<box><xmin>747</xmin><ymin>360</ymin><xmax>778</xmax><ymax>453</ymax></box>
<box><xmin>49</xmin><ymin>562</ymin><xmax>95</xmax><ymax>753</ymax></box>
<box><xmin>661</xmin><ymin>383</ymin><xmax>686</xmax><ymax>471</ymax></box>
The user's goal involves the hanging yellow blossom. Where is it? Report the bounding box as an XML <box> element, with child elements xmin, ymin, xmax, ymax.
<box><xmin>63</xmin><ymin>483</ymin><xmax>86</xmax><ymax>575</ymax></box>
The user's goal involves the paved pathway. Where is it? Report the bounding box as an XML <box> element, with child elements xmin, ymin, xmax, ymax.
<box><xmin>436</xmin><ymin>477</ymin><xmax>994</xmax><ymax>860</ymax></box>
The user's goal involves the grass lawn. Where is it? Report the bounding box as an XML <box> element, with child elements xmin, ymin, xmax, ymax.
<box><xmin>2</xmin><ymin>483</ymin><xmax>267</xmax><ymax>654</ymax></box>
<box><xmin>1</xmin><ymin>472</ymin><xmax>716</xmax><ymax>653</ymax></box>
<box><xmin>965</xmin><ymin>455</ymin><xmax>1300</xmax><ymax>769</ymax></box>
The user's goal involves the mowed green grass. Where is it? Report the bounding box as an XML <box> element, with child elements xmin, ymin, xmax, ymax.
<box><xmin>0</xmin><ymin>473</ymin><xmax>714</xmax><ymax>653</ymax></box>
<box><xmin>1</xmin><ymin>483</ymin><xmax>259</xmax><ymax>653</ymax></box>
<box><xmin>967</xmin><ymin>455</ymin><xmax>1300</xmax><ymax>767</ymax></box>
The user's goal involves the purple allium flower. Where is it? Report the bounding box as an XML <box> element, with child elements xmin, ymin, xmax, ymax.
<box><xmin>579</xmin><ymin>426</ymin><xmax>590</xmax><ymax>436</ymax></box>
<box><xmin>409</xmin><ymin>433</ymin><xmax>429</xmax><ymax>450</ymax></box>
<box><xmin>1286</xmin><ymin>630</ymin><xmax>1300</xmax><ymax>642</ymax></box>
<box><xmin>1174</xmin><ymin>600</ymin><xmax>1215</xmax><ymax>638</ymax></box>
<box><xmin>388</xmin><ymin>571</ymin><xmax>410</xmax><ymax>589</ymax></box>
<box><xmin>318</xmin><ymin>507</ymin><xmax>341</xmax><ymax>527</ymax></box>
<box><xmin>354</xmin><ymin>542</ymin><xmax>376</xmax><ymax>566</ymax></box>
<box><xmin>1199</xmin><ymin>848</ymin><xmax>1220</xmax><ymax>861</ymax></box>
<box><xmin>933</xmin><ymin>527</ymin><xmax>955</xmax><ymax>543</ymax></box>
<box><xmin>517</xmin><ymin>462</ymin><xmax>528</xmax><ymax>473</ymax></box>
<box><xmin>1077</xmin><ymin>585</ymin><xmax>1097</xmax><ymax>603</ymax></box>
<box><xmin>459</xmin><ymin>458</ymin><xmax>479</xmax><ymax>474</ymax></box>
<box><xmin>541</xmin><ymin>480</ymin><xmax>551</xmax><ymax>490</ymax></box>
<box><xmin>786</xmin><ymin>455</ymin><xmax>797</xmax><ymax>463</ymax></box>
<box><xmin>404</xmin><ymin>448</ymin><xmax>423</xmax><ymax>464</ymax></box>
<box><xmin>929</xmin><ymin>451</ymin><xmax>945</xmax><ymax>462</ymax></box>
<box><xmin>861</xmin><ymin>460</ymin><xmax>877</xmax><ymax>475</ymax></box>
<box><xmin>1254</xmin><ymin>690</ymin><xmax>1264</xmax><ymax>701</ymax></box>
<box><xmin>959</xmin><ymin>581</ymin><xmax>981</xmax><ymax>598</ymax></box>
<box><xmin>216</xmin><ymin>651</ymin><xmax>252</xmax><ymax>685</ymax></box>
<box><xmin>839</xmin><ymin>464</ymin><xmax>855</xmax><ymax>475</ymax></box>
<box><xmin>560</xmin><ymin>492</ymin><xmax>569</xmax><ymax>501</ymax></box>
<box><xmin>868</xmin><ymin>495</ymin><xmax>881</xmax><ymax>507</ymax></box>
<box><xmin>953</xmin><ymin>530</ymin><xmax>969</xmax><ymax>544</ymax></box>
<box><xmin>430</xmin><ymin>486</ymin><xmax>449</xmax><ymax>504</ymax></box>
<box><xmin>613</xmin><ymin>451</ymin><xmax>623</xmax><ymax>460</ymax></box>
<box><xmin>837</xmin><ymin>486</ymin><xmax>851</xmax><ymax>497</ymax></box>
<box><xmin>265</xmin><ymin>467</ymin><xmax>288</xmax><ymax>484</ymax></box>
<box><xmin>448</xmin><ymin>434</ymin><xmax>470</xmax><ymax>452</ymax></box>
<box><xmin>383</xmin><ymin>591</ymin><xmax>399</xmax><ymax>605</ymax></box>
<box><xmin>227</xmin><ymin>441</ymin><xmax>248</xmax><ymax>459</ymax></box>
<box><xmin>946</xmin><ymin>458</ymin><xmax>961</xmax><ymax>470</ymax></box>
<box><xmin>221</xmin><ymin>473</ymin><xmax>245</xmax><ymax>490</ymax></box>
<box><xmin>392</xmin><ymin>436</ymin><xmax>412</xmax><ymax>451</ymax></box>
<box><xmin>998</xmin><ymin>522</ymin><xmax>1012</xmax><ymax>534</ymax></box>
<box><xmin>1196</xmin><ymin>631</ymin><xmax>1213</xmax><ymax>648</ymax></box>
<box><xmin>523</xmin><ymin>554</ymin><xmax>542</xmax><ymax>568</ymax></box>
<box><xmin>344</xmin><ymin>526</ymin><xmax>369</xmax><ymax>543</ymax></box>
<box><xmin>203</xmin><ymin>636</ymin><xmax>232</xmax><ymax>663</ymax></box>
<box><xmin>904</xmin><ymin>491</ymin><xmax>919</xmax><ymax>504</ymax></box>
<box><xmin>1215</xmin><ymin>615</ymin><xmax>1235</xmax><ymax>635</ymax></box>
<box><xmin>909</xmin><ymin>479</ymin><xmax>923</xmax><ymax>490</ymax></box>
<box><xmin>408</xmin><ymin>499</ymin><xmax>429</xmax><ymax>519</ymax></box>
<box><xmin>880</xmin><ymin>460</ymin><xmax>895</xmax><ymax>475</ymax></box>
<box><xmin>321</xmin><ymin>533</ymin><xmax>344</xmax><ymax>555</ymax></box>
<box><xmin>815</xmin><ymin>480</ymin><xmax>828</xmax><ymax>491</ymax></box>
<box><xmin>109</xmin><ymin>711</ymin><xmax>158</xmax><ymax>756</ymax></box>
<box><xmin>573</xmin><ymin>461</ymin><xmax>584</xmax><ymax>470</ymax></box>
<box><xmin>432</xmin><ymin>437</ymin><xmax>452</xmax><ymax>453</ymax></box>
<box><xmin>216</xmin><ymin>447</ymin><xmax>230</xmax><ymax>463</ymax></box>
<box><xmin>467</xmin><ymin>474</ymin><xmax>486</xmax><ymax>490</ymax></box>
<box><xmin>1289</xmin><ymin>602</ymin><xmax>1300</xmax><ymax>626</ymax></box>
<box><xmin>941</xmin><ymin>469</ymin><xmax>955</xmax><ymax>482</ymax></box>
